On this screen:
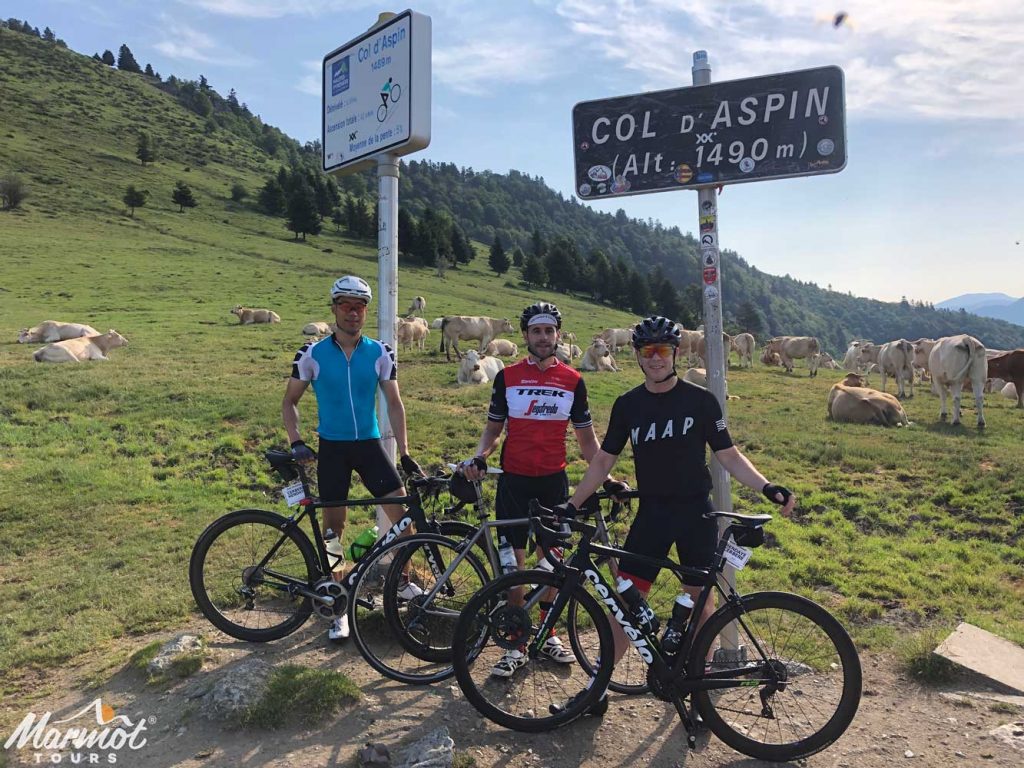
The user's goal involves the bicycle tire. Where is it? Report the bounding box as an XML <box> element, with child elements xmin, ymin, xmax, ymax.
<box><xmin>349</xmin><ymin>533</ymin><xmax>489</xmax><ymax>685</ymax></box>
<box><xmin>390</xmin><ymin>83</ymin><xmax>401</xmax><ymax>103</ymax></box>
<box><xmin>189</xmin><ymin>509</ymin><xmax>319</xmax><ymax>642</ymax></box>
<box><xmin>452</xmin><ymin>570</ymin><xmax>615</xmax><ymax>733</ymax></box>
<box><xmin>689</xmin><ymin>591</ymin><xmax>862</xmax><ymax>762</ymax></box>
<box><xmin>377</xmin><ymin>104</ymin><xmax>387</xmax><ymax>122</ymax></box>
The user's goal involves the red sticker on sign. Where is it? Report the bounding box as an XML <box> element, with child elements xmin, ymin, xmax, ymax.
<box><xmin>703</xmin><ymin>267</ymin><xmax>717</xmax><ymax>284</ymax></box>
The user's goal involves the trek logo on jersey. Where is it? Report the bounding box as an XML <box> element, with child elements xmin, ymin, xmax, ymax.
<box><xmin>514</xmin><ymin>388</ymin><xmax>565</xmax><ymax>398</ymax></box>
<box><xmin>630</xmin><ymin>417</ymin><xmax>694</xmax><ymax>445</ymax></box>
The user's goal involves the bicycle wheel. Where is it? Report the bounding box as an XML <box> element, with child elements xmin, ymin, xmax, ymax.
<box><xmin>350</xmin><ymin>533</ymin><xmax>488</xmax><ymax>685</ymax></box>
<box><xmin>389</xmin><ymin>83</ymin><xmax>401</xmax><ymax>103</ymax></box>
<box><xmin>452</xmin><ymin>570</ymin><xmax>614</xmax><ymax>732</ymax></box>
<box><xmin>189</xmin><ymin>509</ymin><xmax>318</xmax><ymax>642</ymax></box>
<box><xmin>436</xmin><ymin>520</ymin><xmax>491</xmax><ymax>567</ymax></box>
<box><xmin>377</xmin><ymin>104</ymin><xmax>387</xmax><ymax>122</ymax></box>
<box><xmin>689</xmin><ymin>591</ymin><xmax>862</xmax><ymax>762</ymax></box>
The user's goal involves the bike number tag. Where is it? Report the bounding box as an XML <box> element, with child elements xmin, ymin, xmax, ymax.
<box><xmin>282</xmin><ymin>482</ymin><xmax>305</xmax><ymax>507</ymax></box>
<box><xmin>723</xmin><ymin>537</ymin><xmax>752</xmax><ymax>570</ymax></box>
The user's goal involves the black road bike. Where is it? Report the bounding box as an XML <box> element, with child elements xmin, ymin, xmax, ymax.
<box><xmin>188</xmin><ymin>450</ymin><xmax>475</xmax><ymax>643</ymax></box>
<box><xmin>451</xmin><ymin>504</ymin><xmax>862</xmax><ymax>762</ymax></box>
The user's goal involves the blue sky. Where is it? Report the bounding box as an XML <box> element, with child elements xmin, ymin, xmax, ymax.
<box><xmin>8</xmin><ymin>0</ymin><xmax>1024</xmax><ymax>303</ymax></box>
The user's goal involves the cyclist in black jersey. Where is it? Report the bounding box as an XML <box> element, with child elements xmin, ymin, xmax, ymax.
<box><xmin>555</xmin><ymin>316</ymin><xmax>795</xmax><ymax>715</ymax></box>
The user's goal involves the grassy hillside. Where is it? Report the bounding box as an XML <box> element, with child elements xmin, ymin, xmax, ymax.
<box><xmin>1</xmin><ymin>27</ymin><xmax>1023</xmax><ymax>719</ymax></box>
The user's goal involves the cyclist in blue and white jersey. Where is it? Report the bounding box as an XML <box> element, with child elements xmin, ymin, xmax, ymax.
<box><xmin>282</xmin><ymin>275</ymin><xmax>424</xmax><ymax>642</ymax></box>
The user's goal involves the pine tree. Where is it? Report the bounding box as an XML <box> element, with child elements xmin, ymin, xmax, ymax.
<box><xmin>286</xmin><ymin>182</ymin><xmax>322</xmax><ymax>240</ymax></box>
<box><xmin>136</xmin><ymin>132</ymin><xmax>155</xmax><ymax>165</ymax></box>
<box><xmin>488</xmin><ymin>236</ymin><xmax>511</xmax><ymax>276</ymax></box>
<box><xmin>230</xmin><ymin>182</ymin><xmax>247</xmax><ymax>202</ymax></box>
<box><xmin>737</xmin><ymin>300</ymin><xmax>765</xmax><ymax>337</ymax></box>
<box><xmin>397</xmin><ymin>207</ymin><xmax>416</xmax><ymax>256</ymax></box>
<box><xmin>42</xmin><ymin>27</ymin><xmax>55</xmax><ymax>42</ymax></box>
<box><xmin>258</xmin><ymin>178</ymin><xmax>286</xmax><ymax>215</ymax></box>
<box><xmin>531</xmin><ymin>227</ymin><xmax>545</xmax><ymax>259</ymax></box>
<box><xmin>628</xmin><ymin>270</ymin><xmax>652</xmax><ymax>315</ymax></box>
<box><xmin>522</xmin><ymin>253</ymin><xmax>547</xmax><ymax>287</ymax></box>
<box><xmin>511</xmin><ymin>247</ymin><xmax>525</xmax><ymax>268</ymax></box>
<box><xmin>92</xmin><ymin>53</ymin><xmax>102</xmax><ymax>62</ymax></box>
<box><xmin>117</xmin><ymin>44</ymin><xmax>141</xmax><ymax>73</ymax></box>
<box><xmin>171</xmin><ymin>181</ymin><xmax>197</xmax><ymax>213</ymax></box>
<box><xmin>101</xmin><ymin>50</ymin><xmax>115</xmax><ymax>66</ymax></box>
<box><xmin>144</xmin><ymin>63</ymin><xmax>154</xmax><ymax>77</ymax></box>
<box><xmin>451</xmin><ymin>226</ymin><xmax>474</xmax><ymax>264</ymax></box>
<box><xmin>331</xmin><ymin>207</ymin><xmax>345</xmax><ymax>233</ymax></box>
<box><xmin>122</xmin><ymin>185</ymin><xmax>148</xmax><ymax>217</ymax></box>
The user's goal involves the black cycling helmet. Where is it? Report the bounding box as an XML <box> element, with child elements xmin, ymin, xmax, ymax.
<box><xmin>632</xmin><ymin>316</ymin><xmax>681</xmax><ymax>348</ymax></box>
<box><xmin>520</xmin><ymin>301</ymin><xmax>562</xmax><ymax>332</ymax></box>
<box><xmin>449</xmin><ymin>472</ymin><xmax>480</xmax><ymax>504</ymax></box>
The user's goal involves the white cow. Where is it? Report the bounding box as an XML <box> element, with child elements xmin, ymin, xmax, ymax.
<box><xmin>405</xmin><ymin>296</ymin><xmax>426</xmax><ymax>317</ymax></box>
<box><xmin>765</xmin><ymin>336</ymin><xmax>821</xmax><ymax>376</ymax></box>
<box><xmin>873</xmin><ymin>340</ymin><xmax>916</xmax><ymax>399</ymax></box>
<box><xmin>456</xmin><ymin>349</ymin><xmax>504</xmax><ymax>385</ymax></box>
<box><xmin>18</xmin><ymin>321</ymin><xmax>99</xmax><ymax>344</ymax></box>
<box><xmin>484</xmin><ymin>339</ymin><xmax>519</xmax><ymax>357</ymax></box>
<box><xmin>818</xmin><ymin>352</ymin><xmax>841</xmax><ymax>370</ymax></box>
<box><xmin>302</xmin><ymin>321</ymin><xmax>332</xmax><ymax>336</ymax></box>
<box><xmin>579</xmin><ymin>339</ymin><xmax>619</xmax><ymax>372</ymax></box>
<box><xmin>439</xmin><ymin>316</ymin><xmax>516</xmax><ymax>360</ymax></box>
<box><xmin>232</xmin><ymin>305</ymin><xmax>281</xmax><ymax>324</ymax></box>
<box><xmin>33</xmin><ymin>330</ymin><xmax>128</xmax><ymax>363</ymax></box>
<box><xmin>598</xmin><ymin>328</ymin><xmax>632</xmax><ymax>352</ymax></box>
<box><xmin>430</xmin><ymin>317</ymin><xmax>445</xmax><ymax>330</ymax></box>
<box><xmin>731</xmin><ymin>333</ymin><xmax>756</xmax><ymax>367</ymax></box>
<box><xmin>928</xmin><ymin>334</ymin><xmax>987</xmax><ymax>428</ymax></box>
<box><xmin>554</xmin><ymin>343</ymin><xmax>582</xmax><ymax>363</ymax></box>
<box><xmin>396</xmin><ymin>317</ymin><xmax>429</xmax><ymax>352</ymax></box>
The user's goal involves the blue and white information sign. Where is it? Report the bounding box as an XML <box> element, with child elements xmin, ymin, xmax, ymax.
<box><xmin>322</xmin><ymin>10</ymin><xmax>431</xmax><ymax>175</ymax></box>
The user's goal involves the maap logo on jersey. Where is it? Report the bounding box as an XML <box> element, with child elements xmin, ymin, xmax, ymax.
<box><xmin>331</xmin><ymin>56</ymin><xmax>351</xmax><ymax>96</ymax></box>
<box><xmin>4</xmin><ymin>698</ymin><xmax>150</xmax><ymax>764</ymax></box>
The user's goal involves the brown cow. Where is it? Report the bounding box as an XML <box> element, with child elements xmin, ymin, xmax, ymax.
<box><xmin>827</xmin><ymin>378</ymin><xmax>910</xmax><ymax>427</ymax></box>
<box><xmin>987</xmin><ymin>349</ymin><xmax>1024</xmax><ymax>408</ymax></box>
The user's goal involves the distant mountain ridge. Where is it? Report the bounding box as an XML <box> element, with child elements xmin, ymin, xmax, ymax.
<box><xmin>936</xmin><ymin>293</ymin><xmax>1024</xmax><ymax>328</ymax></box>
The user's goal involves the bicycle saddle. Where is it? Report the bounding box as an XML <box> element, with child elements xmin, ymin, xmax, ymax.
<box><xmin>703</xmin><ymin>510</ymin><xmax>772</xmax><ymax>527</ymax></box>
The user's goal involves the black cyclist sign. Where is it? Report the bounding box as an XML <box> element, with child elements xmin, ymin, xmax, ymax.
<box><xmin>572</xmin><ymin>65</ymin><xmax>846</xmax><ymax>199</ymax></box>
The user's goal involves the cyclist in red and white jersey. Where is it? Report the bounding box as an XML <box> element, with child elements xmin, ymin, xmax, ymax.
<box><xmin>463</xmin><ymin>301</ymin><xmax>627</xmax><ymax>677</ymax></box>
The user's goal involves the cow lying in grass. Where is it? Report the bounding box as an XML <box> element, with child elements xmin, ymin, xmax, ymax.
<box><xmin>33</xmin><ymin>330</ymin><xmax>128</xmax><ymax>363</ymax></box>
<box><xmin>827</xmin><ymin>373</ymin><xmax>910</xmax><ymax>427</ymax></box>
<box><xmin>18</xmin><ymin>321</ymin><xmax>99</xmax><ymax>343</ymax></box>
<box><xmin>232</xmin><ymin>305</ymin><xmax>281</xmax><ymax>324</ymax></box>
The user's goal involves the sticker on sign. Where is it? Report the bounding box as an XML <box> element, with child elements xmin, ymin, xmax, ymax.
<box><xmin>723</xmin><ymin>537</ymin><xmax>752</xmax><ymax>570</ymax></box>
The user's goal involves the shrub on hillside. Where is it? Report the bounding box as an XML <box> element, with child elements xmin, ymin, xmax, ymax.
<box><xmin>0</xmin><ymin>175</ymin><xmax>28</xmax><ymax>210</ymax></box>
<box><xmin>172</xmin><ymin>181</ymin><xmax>197</xmax><ymax>213</ymax></box>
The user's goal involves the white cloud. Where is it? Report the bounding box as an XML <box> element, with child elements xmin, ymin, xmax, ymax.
<box><xmin>154</xmin><ymin>19</ymin><xmax>254</xmax><ymax>65</ymax></box>
<box><xmin>433</xmin><ymin>36</ymin><xmax>562</xmax><ymax>95</ymax></box>
<box><xmin>555</xmin><ymin>0</ymin><xmax>1024</xmax><ymax>121</ymax></box>
<box><xmin>295</xmin><ymin>60</ymin><xmax>321</xmax><ymax>97</ymax></box>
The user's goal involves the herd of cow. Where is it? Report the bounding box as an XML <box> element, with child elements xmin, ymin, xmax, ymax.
<box><xmin>15</xmin><ymin>304</ymin><xmax>1024</xmax><ymax>431</ymax></box>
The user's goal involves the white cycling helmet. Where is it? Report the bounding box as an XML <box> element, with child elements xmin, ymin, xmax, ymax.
<box><xmin>330</xmin><ymin>275</ymin><xmax>372</xmax><ymax>303</ymax></box>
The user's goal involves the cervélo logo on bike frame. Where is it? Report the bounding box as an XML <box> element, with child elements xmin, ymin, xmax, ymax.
<box><xmin>4</xmin><ymin>698</ymin><xmax>150</xmax><ymax>764</ymax></box>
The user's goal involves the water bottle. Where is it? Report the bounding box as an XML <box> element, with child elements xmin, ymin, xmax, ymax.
<box><xmin>323</xmin><ymin>528</ymin><xmax>346</xmax><ymax>573</ymax></box>
<box><xmin>616</xmin><ymin>577</ymin><xmax>659</xmax><ymax>634</ymax></box>
<box><xmin>348</xmin><ymin>525</ymin><xmax>379</xmax><ymax>562</ymax></box>
<box><xmin>535</xmin><ymin>546</ymin><xmax>565</xmax><ymax>573</ymax></box>
<box><xmin>498</xmin><ymin>536</ymin><xmax>517</xmax><ymax>574</ymax></box>
<box><xmin>661</xmin><ymin>593</ymin><xmax>695</xmax><ymax>657</ymax></box>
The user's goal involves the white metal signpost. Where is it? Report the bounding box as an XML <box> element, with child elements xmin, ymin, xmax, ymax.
<box><xmin>322</xmin><ymin>9</ymin><xmax>431</xmax><ymax>484</ymax></box>
<box><xmin>572</xmin><ymin>53</ymin><xmax>846</xmax><ymax>654</ymax></box>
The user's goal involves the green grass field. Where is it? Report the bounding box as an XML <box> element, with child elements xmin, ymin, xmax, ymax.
<box><xmin>1</xmin><ymin>25</ymin><xmax>1023</xmax><ymax>722</ymax></box>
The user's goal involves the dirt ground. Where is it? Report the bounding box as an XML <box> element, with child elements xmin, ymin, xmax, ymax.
<box><xmin>3</xmin><ymin>616</ymin><xmax>1022</xmax><ymax>768</ymax></box>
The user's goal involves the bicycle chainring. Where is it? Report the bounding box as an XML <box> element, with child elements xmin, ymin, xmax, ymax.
<box><xmin>488</xmin><ymin>604</ymin><xmax>532</xmax><ymax>651</ymax></box>
<box><xmin>313</xmin><ymin>578</ymin><xmax>347</xmax><ymax>618</ymax></box>
<box><xmin>646</xmin><ymin>666</ymin><xmax>676</xmax><ymax>702</ymax></box>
